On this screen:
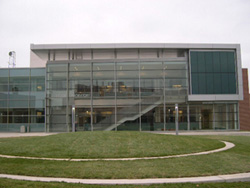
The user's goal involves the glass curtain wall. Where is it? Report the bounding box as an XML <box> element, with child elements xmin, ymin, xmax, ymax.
<box><xmin>117</xmin><ymin>62</ymin><xmax>140</xmax><ymax>131</ymax></box>
<box><xmin>69</xmin><ymin>63</ymin><xmax>91</xmax><ymax>131</ymax></box>
<box><xmin>92</xmin><ymin>63</ymin><xmax>115</xmax><ymax>130</ymax></box>
<box><xmin>164</xmin><ymin>61</ymin><xmax>188</xmax><ymax>130</ymax></box>
<box><xmin>0</xmin><ymin>68</ymin><xmax>45</xmax><ymax>132</ymax></box>
<box><xmin>140</xmin><ymin>62</ymin><xmax>164</xmax><ymax>131</ymax></box>
<box><xmin>45</xmin><ymin>58</ymin><xmax>239</xmax><ymax>132</ymax></box>
<box><xmin>189</xmin><ymin>103</ymin><xmax>238</xmax><ymax>130</ymax></box>
<box><xmin>46</xmin><ymin>64</ymin><xmax>68</xmax><ymax>132</ymax></box>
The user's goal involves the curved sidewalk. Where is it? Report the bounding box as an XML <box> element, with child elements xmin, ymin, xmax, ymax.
<box><xmin>0</xmin><ymin>141</ymin><xmax>234</xmax><ymax>161</ymax></box>
<box><xmin>0</xmin><ymin>172</ymin><xmax>250</xmax><ymax>185</ymax></box>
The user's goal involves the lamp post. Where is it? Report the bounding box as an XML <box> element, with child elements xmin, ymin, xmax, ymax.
<box><xmin>72</xmin><ymin>105</ymin><xmax>75</xmax><ymax>132</ymax></box>
<box><xmin>175</xmin><ymin>104</ymin><xmax>179</xmax><ymax>135</ymax></box>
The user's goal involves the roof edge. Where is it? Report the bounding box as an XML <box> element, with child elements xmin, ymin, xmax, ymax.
<box><xmin>30</xmin><ymin>43</ymin><xmax>240</xmax><ymax>50</ymax></box>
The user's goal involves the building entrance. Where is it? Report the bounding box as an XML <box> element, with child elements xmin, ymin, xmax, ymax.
<box><xmin>201</xmin><ymin>109</ymin><xmax>213</xmax><ymax>129</ymax></box>
<box><xmin>75</xmin><ymin>108</ymin><xmax>91</xmax><ymax>131</ymax></box>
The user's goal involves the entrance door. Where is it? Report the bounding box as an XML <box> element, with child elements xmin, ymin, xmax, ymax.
<box><xmin>201</xmin><ymin>109</ymin><xmax>213</xmax><ymax>129</ymax></box>
<box><xmin>75</xmin><ymin>108</ymin><xmax>91</xmax><ymax>131</ymax></box>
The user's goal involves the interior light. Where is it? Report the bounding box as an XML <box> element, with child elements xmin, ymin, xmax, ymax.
<box><xmin>173</xmin><ymin>85</ymin><xmax>182</xmax><ymax>88</ymax></box>
<box><xmin>37</xmin><ymin>86</ymin><xmax>42</xmax><ymax>90</ymax></box>
<box><xmin>101</xmin><ymin>111</ymin><xmax>113</xmax><ymax>115</ymax></box>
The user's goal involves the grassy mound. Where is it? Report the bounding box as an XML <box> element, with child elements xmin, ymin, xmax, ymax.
<box><xmin>0</xmin><ymin>132</ymin><xmax>223</xmax><ymax>159</ymax></box>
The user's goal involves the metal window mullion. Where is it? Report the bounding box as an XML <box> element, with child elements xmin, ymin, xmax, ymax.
<box><xmin>188</xmin><ymin>50</ymin><xmax>192</xmax><ymax>94</ymax></box>
<box><xmin>90</xmin><ymin>61</ymin><xmax>93</xmax><ymax>131</ymax></box>
<box><xmin>138</xmin><ymin>50</ymin><xmax>141</xmax><ymax>131</ymax></box>
<box><xmin>66</xmin><ymin>63</ymin><xmax>69</xmax><ymax>132</ymax></box>
<box><xmin>226</xmin><ymin>104</ymin><xmax>229</xmax><ymax>130</ymax></box>
<box><xmin>114</xmin><ymin>54</ymin><xmax>117</xmax><ymax>131</ymax></box>
<box><xmin>213</xmin><ymin>104</ymin><xmax>215</xmax><ymax>130</ymax></box>
<box><xmin>44</xmin><ymin>67</ymin><xmax>47</xmax><ymax>132</ymax></box>
<box><xmin>163</xmin><ymin>55</ymin><xmax>166</xmax><ymax>131</ymax></box>
<box><xmin>28</xmin><ymin>69</ymin><xmax>31</xmax><ymax>132</ymax></box>
<box><xmin>187</xmin><ymin>104</ymin><xmax>190</xmax><ymax>131</ymax></box>
<box><xmin>7</xmin><ymin>69</ymin><xmax>9</xmax><ymax>131</ymax></box>
<box><xmin>236</xmin><ymin>103</ymin><xmax>239</xmax><ymax>130</ymax></box>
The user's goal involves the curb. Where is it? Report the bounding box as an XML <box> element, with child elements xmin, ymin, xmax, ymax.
<box><xmin>0</xmin><ymin>173</ymin><xmax>250</xmax><ymax>185</ymax></box>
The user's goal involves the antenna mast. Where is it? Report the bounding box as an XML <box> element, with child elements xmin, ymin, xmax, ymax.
<box><xmin>8</xmin><ymin>51</ymin><xmax>16</xmax><ymax>68</ymax></box>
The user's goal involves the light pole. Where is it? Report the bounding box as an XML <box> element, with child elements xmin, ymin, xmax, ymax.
<box><xmin>175</xmin><ymin>104</ymin><xmax>179</xmax><ymax>135</ymax></box>
<box><xmin>72</xmin><ymin>105</ymin><xmax>75</xmax><ymax>132</ymax></box>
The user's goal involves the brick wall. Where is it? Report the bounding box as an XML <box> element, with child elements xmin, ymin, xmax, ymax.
<box><xmin>239</xmin><ymin>69</ymin><xmax>250</xmax><ymax>130</ymax></box>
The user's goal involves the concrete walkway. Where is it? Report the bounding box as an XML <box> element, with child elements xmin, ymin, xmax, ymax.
<box><xmin>0</xmin><ymin>141</ymin><xmax>234</xmax><ymax>161</ymax></box>
<box><xmin>0</xmin><ymin>133</ymin><xmax>57</xmax><ymax>138</ymax></box>
<box><xmin>152</xmin><ymin>131</ymin><xmax>250</xmax><ymax>136</ymax></box>
<box><xmin>0</xmin><ymin>131</ymin><xmax>249</xmax><ymax>139</ymax></box>
<box><xmin>0</xmin><ymin>172</ymin><xmax>250</xmax><ymax>185</ymax></box>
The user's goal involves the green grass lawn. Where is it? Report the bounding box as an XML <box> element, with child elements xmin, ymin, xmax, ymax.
<box><xmin>0</xmin><ymin>178</ymin><xmax>250</xmax><ymax>188</ymax></box>
<box><xmin>0</xmin><ymin>132</ymin><xmax>224</xmax><ymax>158</ymax></box>
<box><xmin>0</xmin><ymin>133</ymin><xmax>249</xmax><ymax>179</ymax></box>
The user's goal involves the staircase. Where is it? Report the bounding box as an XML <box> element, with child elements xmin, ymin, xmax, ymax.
<box><xmin>94</xmin><ymin>94</ymin><xmax>163</xmax><ymax>130</ymax></box>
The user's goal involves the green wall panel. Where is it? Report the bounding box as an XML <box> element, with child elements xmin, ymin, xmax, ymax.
<box><xmin>206</xmin><ymin>73</ymin><xmax>214</xmax><ymax>94</ymax></box>
<box><xmin>220</xmin><ymin>52</ymin><xmax>228</xmax><ymax>73</ymax></box>
<box><xmin>197</xmin><ymin>52</ymin><xmax>206</xmax><ymax>72</ymax></box>
<box><xmin>191</xmin><ymin>51</ymin><xmax>237</xmax><ymax>95</ymax></box>
<box><xmin>221</xmin><ymin>73</ymin><xmax>229</xmax><ymax>94</ymax></box>
<box><xmin>213</xmin><ymin>52</ymin><xmax>221</xmax><ymax>73</ymax></box>
<box><xmin>213</xmin><ymin>73</ymin><xmax>222</xmax><ymax>94</ymax></box>
<box><xmin>190</xmin><ymin>52</ymin><xmax>198</xmax><ymax>73</ymax></box>
<box><xmin>191</xmin><ymin>73</ymin><xmax>198</xmax><ymax>94</ymax></box>
<box><xmin>228</xmin><ymin>73</ymin><xmax>236</xmax><ymax>94</ymax></box>
<box><xmin>198</xmin><ymin>73</ymin><xmax>206</xmax><ymax>94</ymax></box>
<box><xmin>205</xmin><ymin>52</ymin><xmax>213</xmax><ymax>73</ymax></box>
<box><xmin>227</xmin><ymin>52</ymin><xmax>235</xmax><ymax>72</ymax></box>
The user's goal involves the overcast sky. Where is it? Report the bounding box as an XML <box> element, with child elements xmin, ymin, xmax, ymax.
<box><xmin>0</xmin><ymin>0</ymin><xmax>249</xmax><ymax>71</ymax></box>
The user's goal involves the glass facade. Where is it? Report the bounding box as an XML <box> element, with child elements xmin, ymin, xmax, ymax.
<box><xmin>0</xmin><ymin>68</ymin><xmax>45</xmax><ymax>132</ymax></box>
<box><xmin>0</xmin><ymin>49</ymin><xmax>240</xmax><ymax>132</ymax></box>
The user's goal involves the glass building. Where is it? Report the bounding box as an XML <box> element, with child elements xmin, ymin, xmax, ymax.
<box><xmin>0</xmin><ymin>43</ymin><xmax>243</xmax><ymax>132</ymax></box>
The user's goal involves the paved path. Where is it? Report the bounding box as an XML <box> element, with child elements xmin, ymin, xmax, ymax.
<box><xmin>0</xmin><ymin>133</ymin><xmax>57</xmax><ymax>138</ymax></box>
<box><xmin>0</xmin><ymin>131</ymin><xmax>249</xmax><ymax>139</ymax></box>
<box><xmin>0</xmin><ymin>172</ymin><xmax>250</xmax><ymax>185</ymax></box>
<box><xmin>0</xmin><ymin>141</ymin><xmax>234</xmax><ymax>161</ymax></box>
<box><xmin>151</xmin><ymin>131</ymin><xmax>250</xmax><ymax>136</ymax></box>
